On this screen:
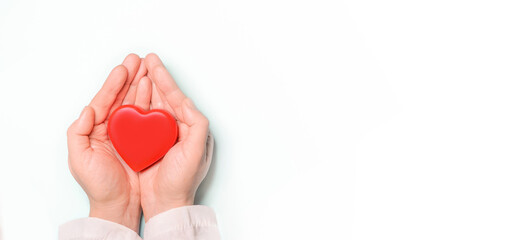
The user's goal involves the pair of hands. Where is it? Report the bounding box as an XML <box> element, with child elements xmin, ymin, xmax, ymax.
<box><xmin>66</xmin><ymin>53</ymin><xmax>213</xmax><ymax>232</ymax></box>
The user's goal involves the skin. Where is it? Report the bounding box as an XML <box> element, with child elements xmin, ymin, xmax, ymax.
<box><xmin>139</xmin><ymin>53</ymin><xmax>213</xmax><ymax>222</ymax></box>
<box><xmin>67</xmin><ymin>53</ymin><xmax>212</xmax><ymax>231</ymax></box>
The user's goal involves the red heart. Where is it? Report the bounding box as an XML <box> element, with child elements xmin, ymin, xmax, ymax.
<box><xmin>107</xmin><ymin>105</ymin><xmax>178</xmax><ymax>172</ymax></box>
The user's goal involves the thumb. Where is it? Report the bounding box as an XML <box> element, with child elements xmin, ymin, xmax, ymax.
<box><xmin>67</xmin><ymin>106</ymin><xmax>95</xmax><ymax>156</ymax></box>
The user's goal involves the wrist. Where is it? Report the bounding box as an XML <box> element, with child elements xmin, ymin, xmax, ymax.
<box><xmin>142</xmin><ymin>196</ymin><xmax>194</xmax><ymax>222</ymax></box>
<box><xmin>89</xmin><ymin>199</ymin><xmax>141</xmax><ymax>232</ymax></box>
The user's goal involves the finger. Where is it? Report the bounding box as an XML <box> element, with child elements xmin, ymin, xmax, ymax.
<box><xmin>112</xmin><ymin>54</ymin><xmax>141</xmax><ymax>110</ymax></box>
<box><xmin>151</xmin><ymin>81</ymin><xmax>168</xmax><ymax>110</ymax></box>
<box><xmin>144</xmin><ymin>53</ymin><xmax>187</xmax><ymax>119</ymax></box>
<box><xmin>154</xmin><ymin>84</ymin><xmax>178</xmax><ymax>118</ymax></box>
<box><xmin>67</xmin><ymin>106</ymin><xmax>95</xmax><ymax>157</ymax></box>
<box><xmin>90</xmin><ymin>65</ymin><xmax>128</xmax><ymax>124</ymax></box>
<box><xmin>134</xmin><ymin>76</ymin><xmax>152</xmax><ymax>111</ymax></box>
<box><xmin>182</xmin><ymin>98</ymin><xmax>210</xmax><ymax>155</ymax></box>
<box><xmin>124</xmin><ymin>58</ymin><xmax>148</xmax><ymax>105</ymax></box>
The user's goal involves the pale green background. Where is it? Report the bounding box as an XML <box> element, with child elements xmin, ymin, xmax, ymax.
<box><xmin>1</xmin><ymin>0</ymin><xmax>515</xmax><ymax>239</ymax></box>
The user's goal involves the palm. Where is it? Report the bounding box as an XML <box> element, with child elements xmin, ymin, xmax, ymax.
<box><xmin>139</xmin><ymin>100</ymin><xmax>201</xmax><ymax>219</ymax></box>
<box><xmin>79</xmin><ymin>122</ymin><xmax>137</xmax><ymax>204</ymax></box>
<box><xmin>139</xmin><ymin>121</ymin><xmax>199</xmax><ymax>205</ymax></box>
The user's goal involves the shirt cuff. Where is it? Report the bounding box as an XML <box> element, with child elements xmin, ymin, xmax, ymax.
<box><xmin>144</xmin><ymin>205</ymin><xmax>220</xmax><ymax>240</ymax></box>
<box><xmin>59</xmin><ymin>217</ymin><xmax>142</xmax><ymax>240</ymax></box>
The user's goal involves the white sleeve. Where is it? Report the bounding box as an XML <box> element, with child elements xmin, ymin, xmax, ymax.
<box><xmin>59</xmin><ymin>217</ymin><xmax>142</xmax><ymax>240</ymax></box>
<box><xmin>144</xmin><ymin>205</ymin><xmax>221</xmax><ymax>240</ymax></box>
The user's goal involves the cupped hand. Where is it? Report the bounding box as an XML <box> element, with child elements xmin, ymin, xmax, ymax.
<box><xmin>137</xmin><ymin>53</ymin><xmax>214</xmax><ymax>222</ymax></box>
<box><xmin>66</xmin><ymin>54</ymin><xmax>148</xmax><ymax>232</ymax></box>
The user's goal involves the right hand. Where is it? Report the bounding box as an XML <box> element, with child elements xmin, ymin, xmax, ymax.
<box><xmin>66</xmin><ymin>54</ymin><xmax>147</xmax><ymax>232</ymax></box>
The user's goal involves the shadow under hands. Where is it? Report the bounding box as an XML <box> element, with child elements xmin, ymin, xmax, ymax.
<box><xmin>195</xmin><ymin>138</ymin><xmax>219</xmax><ymax>205</ymax></box>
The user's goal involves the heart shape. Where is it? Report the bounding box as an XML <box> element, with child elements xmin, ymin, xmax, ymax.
<box><xmin>107</xmin><ymin>105</ymin><xmax>178</xmax><ymax>172</ymax></box>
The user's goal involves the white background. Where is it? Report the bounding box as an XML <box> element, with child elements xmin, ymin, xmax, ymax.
<box><xmin>0</xmin><ymin>0</ymin><xmax>514</xmax><ymax>239</ymax></box>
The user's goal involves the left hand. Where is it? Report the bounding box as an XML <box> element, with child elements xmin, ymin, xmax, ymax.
<box><xmin>138</xmin><ymin>53</ymin><xmax>214</xmax><ymax>222</ymax></box>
